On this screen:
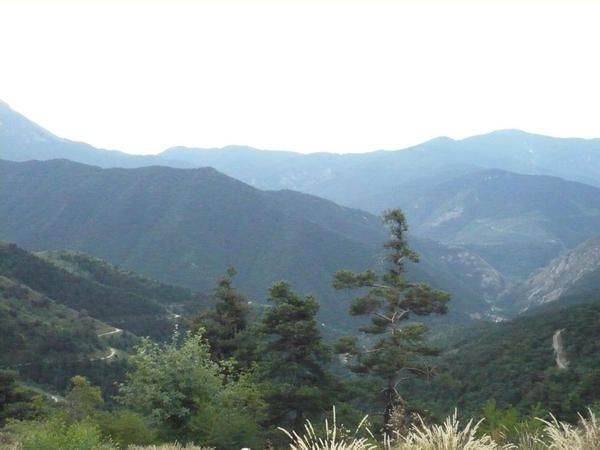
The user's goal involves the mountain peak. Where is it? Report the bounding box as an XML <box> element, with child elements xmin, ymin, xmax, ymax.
<box><xmin>0</xmin><ymin>99</ymin><xmax>13</xmax><ymax>112</ymax></box>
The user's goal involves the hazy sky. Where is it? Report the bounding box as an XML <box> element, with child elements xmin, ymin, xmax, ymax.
<box><xmin>1</xmin><ymin>1</ymin><xmax>599</xmax><ymax>155</ymax></box>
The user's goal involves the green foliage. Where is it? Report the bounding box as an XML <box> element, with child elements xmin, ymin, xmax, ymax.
<box><xmin>477</xmin><ymin>399</ymin><xmax>545</xmax><ymax>445</ymax></box>
<box><xmin>0</xmin><ymin>241</ymin><xmax>205</xmax><ymax>342</ymax></box>
<box><xmin>118</xmin><ymin>331</ymin><xmax>222</xmax><ymax>435</ymax></box>
<box><xmin>65</xmin><ymin>376</ymin><xmax>104</xmax><ymax>422</ymax></box>
<box><xmin>0</xmin><ymin>371</ymin><xmax>42</xmax><ymax>427</ymax></box>
<box><xmin>333</xmin><ymin>209</ymin><xmax>450</xmax><ymax>432</ymax></box>
<box><xmin>6</xmin><ymin>415</ymin><xmax>116</xmax><ymax>450</ymax></box>
<box><xmin>118</xmin><ymin>330</ymin><xmax>265</xmax><ymax>447</ymax></box>
<box><xmin>0</xmin><ymin>265</ymin><xmax>133</xmax><ymax>396</ymax></box>
<box><xmin>190</xmin><ymin>268</ymin><xmax>250</xmax><ymax>363</ymax></box>
<box><xmin>95</xmin><ymin>410</ymin><xmax>157</xmax><ymax>448</ymax></box>
<box><xmin>401</xmin><ymin>295</ymin><xmax>600</xmax><ymax>423</ymax></box>
<box><xmin>259</xmin><ymin>281</ymin><xmax>334</xmax><ymax>429</ymax></box>
<box><xmin>0</xmin><ymin>274</ymin><xmax>103</xmax><ymax>367</ymax></box>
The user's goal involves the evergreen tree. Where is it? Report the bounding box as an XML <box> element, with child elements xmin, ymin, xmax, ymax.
<box><xmin>259</xmin><ymin>281</ymin><xmax>332</xmax><ymax>429</ymax></box>
<box><xmin>191</xmin><ymin>267</ymin><xmax>250</xmax><ymax>362</ymax></box>
<box><xmin>332</xmin><ymin>208</ymin><xmax>450</xmax><ymax>434</ymax></box>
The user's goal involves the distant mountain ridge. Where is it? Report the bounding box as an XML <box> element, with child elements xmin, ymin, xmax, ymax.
<box><xmin>158</xmin><ymin>130</ymin><xmax>600</xmax><ymax>210</ymax></box>
<box><xmin>3</xmin><ymin>100</ymin><xmax>600</xmax><ymax>215</ymax></box>
<box><xmin>0</xmin><ymin>100</ymin><xmax>190</xmax><ymax>169</ymax></box>
<box><xmin>403</xmin><ymin>169</ymin><xmax>600</xmax><ymax>279</ymax></box>
<box><xmin>0</xmin><ymin>159</ymin><xmax>511</xmax><ymax>324</ymax></box>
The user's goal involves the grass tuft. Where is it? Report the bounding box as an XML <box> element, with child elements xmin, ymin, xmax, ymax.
<box><xmin>279</xmin><ymin>407</ymin><xmax>378</xmax><ymax>450</ymax></box>
<box><xmin>393</xmin><ymin>410</ymin><xmax>512</xmax><ymax>450</ymax></box>
<box><xmin>534</xmin><ymin>409</ymin><xmax>600</xmax><ymax>450</ymax></box>
<box><xmin>127</xmin><ymin>444</ymin><xmax>214</xmax><ymax>450</ymax></box>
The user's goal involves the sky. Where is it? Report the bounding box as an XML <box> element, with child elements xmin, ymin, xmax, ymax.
<box><xmin>1</xmin><ymin>1</ymin><xmax>599</xmax><ymax>155</ymax></box>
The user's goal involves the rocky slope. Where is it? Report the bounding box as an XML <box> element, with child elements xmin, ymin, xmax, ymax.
<box><xmin>512</xmin><ymin>236</ymin><xmax>600</xmax><ymax>311</ymax></box>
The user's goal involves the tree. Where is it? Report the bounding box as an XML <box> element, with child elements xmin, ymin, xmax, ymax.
<box><xmin>190</xmin><ymin>267</ymin><xmax>250</xmax><ymax>362</ymax></box>
<box><xmin>65</xmin><ymin>375</ymin><xmax>103</xmax><ymax>421</ymax></box>
<box><xmin>259</xmin><ymin>281</ymin><xmax>333</xmax><ymax>429</ymax></box>
<box><xmin>118</xmin><ymin>329</ymin><xmax>265</xmax><ymax>447</ymax></box>
<box><xmin>118</xmin><ymin>330</ymin><xmax>223</xmax><ymax>436</ymax></box>
<box><xmin>332</xmin><ymin>208</ymin><xmax>450</xmax><ymax>435</ymax></box>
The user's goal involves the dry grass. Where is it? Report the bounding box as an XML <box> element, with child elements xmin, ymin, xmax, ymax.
<box><xmin>279</xmin><ymin>407</ymin><xmax>378</xmax><ymax>450</ymax></box>
<box><xmin>4</xmin><ymin>409</ymin><xmax>600</xmax><ymax>450</ymax></box>
<box><xmin>392</xmin><ymin>410</ymin><xmax>511</xmax><ymax>450</ymax></box>
<box><xmin>127</xmin><ymin>445</ymin><xmax>213</xmax><ymax>450</ymax></box>
<box><xmin>0</xmin><ymin>432</ymin><xmax>21</xmax><ymax>450</ymax></box>
<box><xmin>533</xmin><ymin>409</ymin><xmax>600</xmax><ymax>450</ymax></box>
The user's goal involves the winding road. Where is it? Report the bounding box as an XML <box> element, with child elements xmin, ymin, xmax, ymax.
<box><xmin>95</xmin><ymin>326</ymin><xmax>122</xmax><ymax>361</ymax></box>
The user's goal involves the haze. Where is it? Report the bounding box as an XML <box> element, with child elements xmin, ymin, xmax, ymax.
<box><xmin>1</xmin><ymin>1</ymin><xmax>599</xmax><ymax>155</ymax></box>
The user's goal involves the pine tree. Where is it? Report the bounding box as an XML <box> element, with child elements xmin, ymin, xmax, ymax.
<box><xmin>259</xmin><ymin>281</ymin><xmax>332</xmax><ymax>429</ymax></box>
<box><xmin>191</xmin><ymin>267</ymin><xmax>250</xmax><ymax>361</ymax></box>
<box><xmin>332</xmin><ymin>208</ymin><xmax>450</xmax><ymax>435</ymax></box>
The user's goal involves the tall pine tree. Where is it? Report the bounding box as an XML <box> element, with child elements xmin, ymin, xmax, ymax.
<box><xmin>333</xmin><ymin>208</ymin><xmax>450</xmax><ymax>435</ymax></box>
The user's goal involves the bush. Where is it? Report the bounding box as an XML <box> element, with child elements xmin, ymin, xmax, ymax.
<box><xmin>6</xmin><ymin>416</ymin><xmax>116</xmax><ymax>450</ymax></box>
<box><xmin>95</xmin><ymin>410</ymin><xmax>157</xmax><ymax>448</ymax></box>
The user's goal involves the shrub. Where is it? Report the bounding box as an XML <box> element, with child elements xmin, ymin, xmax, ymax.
<box><xmin>6</xmin><ymin>416</ymin><xmax>116</xmax><ymax>450</ymax></box>
<box><xmin>95</xmin><ymin>410</ymin><xmax>157</xmax><ymax>448</ymax></box>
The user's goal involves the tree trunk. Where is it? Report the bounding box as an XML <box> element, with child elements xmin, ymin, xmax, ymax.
<box><xmin>382</xmin><ymin>380</ymin><xmax>397</xmax><ymax>436</ymax></box>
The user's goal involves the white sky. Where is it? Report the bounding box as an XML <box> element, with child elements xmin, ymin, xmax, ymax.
<box><xmin>1</xmin><ymin>1</ymin><xmax>599</xmax><ymax>155</ymax></box>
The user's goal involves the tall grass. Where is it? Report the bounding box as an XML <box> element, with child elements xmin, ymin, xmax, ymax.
<box><xmin>5</xmin><ymin>409</ymin><xmax>600</xmax><ymax>450</ymax></box>
<box><xmin>278</xmin><ymin>407</ymin><xmax>378</xmax><ymax>450</ymax></box>
<box><xmin>280</xmin><ymin>409</ymin><xmax>600</xmax><ymax>450</ymax></box>
<box><xmin>535</xmin><ymin>409</ymin><xmax>600</xmax><ymax>450</ymax></box>
<box><xmin>127</xmin><ymin>445</ymin><xmax>213</xmax><ymax>450</ymax></box>
<box><xmin>393</xmin><ymin>410</ymin><xmax>511</xmax><ymax>450</ymax></box>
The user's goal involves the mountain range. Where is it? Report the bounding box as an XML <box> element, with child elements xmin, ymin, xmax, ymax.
<box><xmin>2</xmin><ymin>99</ymin><xmax>600</xmax><ymax>322</ymax></box>
<box><xmin>0</xmin><ymin>158</ymin><xmax>515</xmax><ymax>324</ymax></box>
<box><xmin>3</xmin><ymin>100</ymin><xmax>600</xmax><ymax>280</ymax></box>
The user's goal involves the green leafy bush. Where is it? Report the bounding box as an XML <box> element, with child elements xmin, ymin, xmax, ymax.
<box><xmin>6</xmin><ymin>416</ymin><xmax>115</xmax><ymax>450</ymax></box>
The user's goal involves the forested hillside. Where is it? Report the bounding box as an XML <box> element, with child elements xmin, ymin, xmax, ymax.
<box><xmin>403</xmin><ymin>293</ymin><xmax>600</xmax><ymax>422</ymax></box>
<box><xmin>0</xmin><ymin>159</ymin><xmax>512</xmax><ymax>324</ymax></box>
<box><xmin>0</xmin><ymin>241</ymin><xmax>205</xmax><ymax>340</ymax></box>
